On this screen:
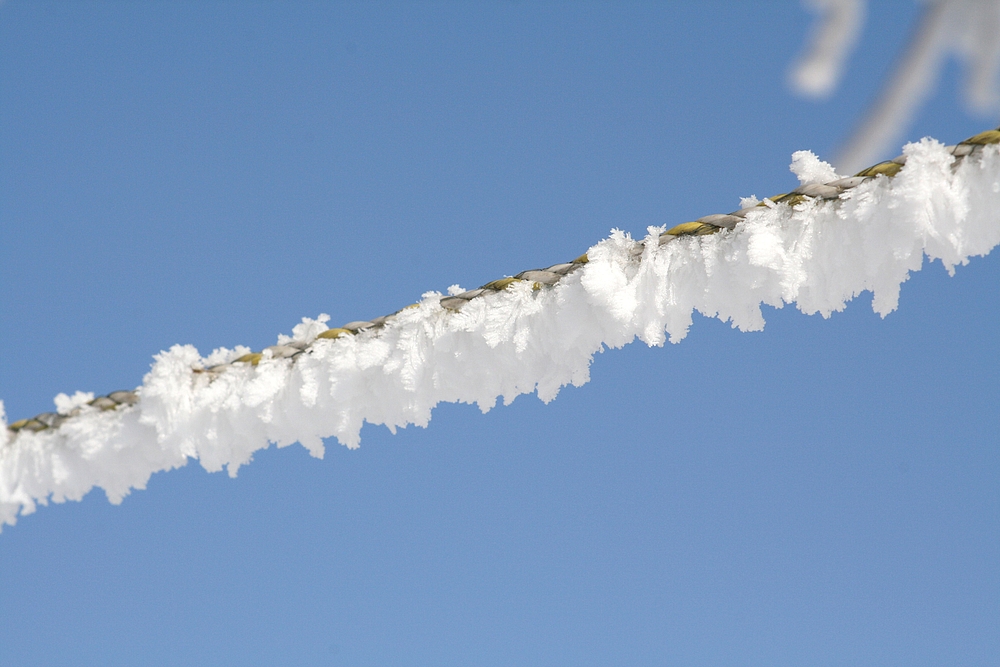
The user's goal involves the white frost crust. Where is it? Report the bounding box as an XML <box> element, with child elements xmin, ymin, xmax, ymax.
<box><xmin>2</xmin><ymin>139</ymin><xmax>999</xmax><ymax>528</ymax></box>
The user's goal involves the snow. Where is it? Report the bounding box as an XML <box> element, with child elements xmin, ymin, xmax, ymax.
<box><xmin>1</xmin><ymin>137</ymin><xmax>999</xmax><ymax>529</ymax></box>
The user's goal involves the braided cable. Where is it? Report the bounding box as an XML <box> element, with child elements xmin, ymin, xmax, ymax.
<box><xmin>6</xmin><ymin>127</ymin><xmax>1000</xmax><ymax>441</ymax></box>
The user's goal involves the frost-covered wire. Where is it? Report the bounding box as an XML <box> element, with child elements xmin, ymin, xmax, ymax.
<box><xmin>1</xmin><ymin>133</ymin><xmax>999</xmax><ymax>530</ymax></box>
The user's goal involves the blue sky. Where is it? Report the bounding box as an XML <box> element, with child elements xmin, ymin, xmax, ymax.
<box><xmin>1</xmin><ymin>2</ymin><xmax>997</xmax><ymax>665</ymax></box>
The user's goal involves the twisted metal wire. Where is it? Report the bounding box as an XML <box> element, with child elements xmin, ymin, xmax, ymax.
<box><xmin>7</xmin><ymin>127</ymin><xmax>1000</xmax><ymax>439</ymax></box>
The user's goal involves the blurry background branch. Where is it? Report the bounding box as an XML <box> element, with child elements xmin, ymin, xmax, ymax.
<box><xmin>791</xmin><ymin>0</ymin><xmax>1000</xmax><ymax>173</ymax></box>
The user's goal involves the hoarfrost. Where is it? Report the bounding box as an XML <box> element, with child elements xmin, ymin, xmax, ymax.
<box><xmin>1</xmin><ymin>138</ymin><xmax>998</xmax><ymax>529</ymax></box>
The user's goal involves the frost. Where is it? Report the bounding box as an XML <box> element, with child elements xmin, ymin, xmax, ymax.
<box><xmin>277</xmin><ymin>314</ymin><xmax>331</xmax><ymax>346</ymax></box>
<box><xmin>790</xmin><ymin>150</ymin><xmax>841</xmax><ymax>184</ymax></box>
<box><xmin>54</xmin><ymin>392</ymin><xmax>95</xmax><ymax>415</ymax></box>
<box><xmin>1</xmin><ymin>139</ymin><xmax>999</xmax><ymax>529</ymax></box>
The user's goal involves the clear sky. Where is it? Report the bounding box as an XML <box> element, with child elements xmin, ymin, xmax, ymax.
<box><xmin>1</xmin><ymin>2</ymin><xmax>997</xmax><ymax>665</ymax></box>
